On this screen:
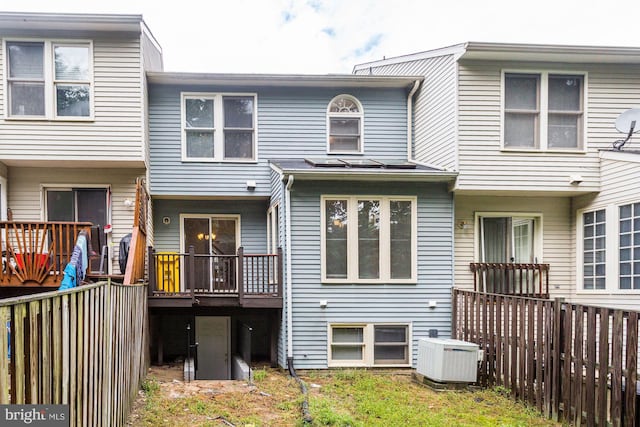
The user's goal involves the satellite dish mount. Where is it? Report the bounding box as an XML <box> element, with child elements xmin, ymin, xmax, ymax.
<box><xmin>613</xmin><ymin>108</ymin><xmax>640</xmax><ymax>150</ymax></box>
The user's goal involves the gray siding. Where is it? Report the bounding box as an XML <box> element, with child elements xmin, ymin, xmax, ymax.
<box><xmin>148</xmin><ymin>85</ymin><xmax>410</xmax><ymax>197</ymax></box>
<box><xmin>357</xmin><ymin>56</ymin><xmax>458</xmax><ymax>170</ymax></box>
<box><xmin>152</xmin><ymin>199</ymin><xmax>269</xmax><ymax>253</ymax></box>
<box><xmin>287</xmin><ymin>180</ymin><xmax>453</xmax><ymax>369</ymax></box>
<box><xmin>0</xmin><ymin>36</ymin><xmax>145</xmax><ymax>164</ymax></box>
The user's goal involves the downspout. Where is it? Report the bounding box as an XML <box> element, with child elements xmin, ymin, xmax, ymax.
<box><xmin>284</xmin><ymin>174</ymin><xmax>312</xmax><ymax>423</ymax></box>
<box><xmin>407</xmin><ymin>79</ymin><xmax>421</xmax><ymax>162</ymax></box>
<box><xmin>285</xmin><ymin>174</ymin><xmax>294</xmax><ymax>363</ymax></box>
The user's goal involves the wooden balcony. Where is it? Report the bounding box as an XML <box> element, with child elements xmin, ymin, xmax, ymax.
<box><xmin>470</xmin><ymin>262</ymin><xmax>550</xmax><ymax>298</ymax></box>
<box><xmin>148</xmin><ymin>246</ymin><xmax>283</xmax><ymax>308</ymax></box>
<box><xmin>0</xmin><ymin>221</ymin><xmax>93</xmax><ymax>287</ymax></box>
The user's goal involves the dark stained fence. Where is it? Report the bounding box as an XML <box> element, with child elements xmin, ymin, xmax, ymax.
<box><xmin>452</xmin><ymin>288</ymin><xmax>640</xmax><ymax>426</ymax></box>
<box><xmin>0</xmin><ymin>281</ymin><xmax>148</xmax><ymax>426</ymax></box>
<box><xmin>470</xmin><ymin>262</ymin><xmax>550</xmax><ymax>298</ymax></box>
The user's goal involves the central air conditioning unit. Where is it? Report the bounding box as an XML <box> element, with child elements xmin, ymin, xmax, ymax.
<box><xmin>417</xmin><ymin>338</ymin><xmax>479</xmax><ymax>383</ymax></box>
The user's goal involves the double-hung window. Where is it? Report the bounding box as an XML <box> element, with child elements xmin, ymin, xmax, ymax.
<box><xmin>182</xmin><ymin>93</ymin><xmax>256</xmax><ymax>161</ymax></box>
<box><xmin>322</xmin><ymin>196</ymin><xmax>416</xmax><ymax>283</ymax></box>
<box><xmin>503</xmin><ymin>72</ymin><xmax>584</xmax><ymax>150</ymax></box>
<box><xmin>6</xmin><ymin>40</ymin><xmax>92</xmax><ymax>119</ymax></box>
<box><xmin>327</xmin><ymin>95</ymin><xmax>363</xmax><ymax>154</ymax></box>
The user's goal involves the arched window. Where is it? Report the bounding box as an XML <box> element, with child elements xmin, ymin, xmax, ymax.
<box><xmin>327</xmin><ymin>95</ymin><xmax>364</xmax><ymax>153</ymax></box>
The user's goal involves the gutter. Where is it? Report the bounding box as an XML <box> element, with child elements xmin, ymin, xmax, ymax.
<box><xmin>407</xmin><ymin>80</ymin><xmax>421</xmax><ymax>162</ymax></box>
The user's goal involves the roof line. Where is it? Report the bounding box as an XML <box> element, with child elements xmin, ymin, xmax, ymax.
<box><xmin>353</xmin><ymin>43</ymin><xmax>467</xmax><ymax>71</ymax></box>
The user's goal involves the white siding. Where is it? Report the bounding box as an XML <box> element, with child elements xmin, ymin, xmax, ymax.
<box><xmin>456</xmin><ymin>60</ymin><xmax>640</xmax><ymax>193</ymax></box>
<box><xmin>454</xmin><ymin>195</ymin><xmax>573</xmax><ymax>297</ymax></box>
<box><xmin>570</xmin><ymin>155</ymin><xmax>640</xmax><ymax>309</ymax></box>
<box><xmin>0</xmin><ymin>37</ymin><xmax>144</xmax><ymax>164</ymax></box>
<box><xmin>353</xmin><ymin>56</ymin><xmax>458</xmax><ymax>170</ymax></box>
<box><xmin>7</xmin><ymin>167</ymin><xmax>144</xmax><ymax>273</ymax></box>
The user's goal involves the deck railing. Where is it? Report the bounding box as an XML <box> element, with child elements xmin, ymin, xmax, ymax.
<box><xmin>470</xmin><ymin>262</ymin><xmax>550</xmax><ymax>298</ymax></box>
<box><xmin>149</xmin><ymin>246</ymin><xmax>282</xmax><ymax>304</ymax></box>
<box><xmin>0</xmin><ymin>221</ymin><xmax>93</xmax><ymax>286</ymax></box>
<box><xmin>123</xmin><ymin>178</ymin><xmax>148</xmax><ymax>285</ymax></box>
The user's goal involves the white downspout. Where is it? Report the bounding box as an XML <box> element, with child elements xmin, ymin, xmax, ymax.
<box><xmin>407</xmin><ymin>79</ymin><xmax>421</xmax><ymax>162</ymax></box>
<box><xmin>285</xmin><ymin>174</ymin><xmax>295</xmax><ymax>359</ymax></box>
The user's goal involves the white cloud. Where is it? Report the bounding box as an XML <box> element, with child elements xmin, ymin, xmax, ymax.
<box><xmin>4</xmin><ymin>0</ymin><xmax>640</xmax><ymax>74</ymax></box>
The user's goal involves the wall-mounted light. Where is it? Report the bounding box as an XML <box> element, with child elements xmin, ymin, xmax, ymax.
<box><xmin>123</xmin><ymin>199</ymin><xmax>134</xmax><ymax>207</ymax></box>
<box><xmin>457</xmin><ymin>221</ymin><xmax>472</xmax><ymax>230</ymax></box>
<box><xmin>319</xmin><ymin>300</ymin><xmax>328</xmax><ymax>308</ymax></box>
<box><xmin>246</xmin><ymin>180</ymin><xmax>257</xmax><ymax>191</ymax></box>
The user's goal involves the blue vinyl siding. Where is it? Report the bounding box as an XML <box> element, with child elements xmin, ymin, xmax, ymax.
<box><xmin>148</xmin><ymin>85</ymin><xmax>409</xmax><ymax>197</ymax></box>
<box><xmin>152</xmin><ymin>199</ymin><xmax>269</xmax><ymax>253</ymax></box>
<box><xmin>286</xmin><ymin>180</ymin><xmax>454</xmax><ymax>369</ymax></box>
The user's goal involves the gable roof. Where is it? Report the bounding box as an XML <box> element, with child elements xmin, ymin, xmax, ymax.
<box><xmin>353</xmin><ymin>41</ymin><xmax>640</xmax><ymax>72</ymax></box>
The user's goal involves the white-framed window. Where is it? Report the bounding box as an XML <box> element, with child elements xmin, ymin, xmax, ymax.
<box><xmin>577</xmin><ymin>202</ymin><xmax>640</xmax><ymax>292</ymax></box>
<box><xmin>181</xmin><ymin>92</ymin><xmax>257</xmax><ymax>162</ymax></box>
<box><xmin>328</xmin><ymin>323</ymin><xmax>410</xmax><ymax>367</ymax></box>
<box><xmin>476</xmin><ymin>213</ymin><xmax>543</xmax><ymax>264</ymax></box>
<box><xmin>619</xmin><ymin>202</ymin><xmax>640</xmax><ymax>290</ymax></box>
<box><xmin>502</xmin><ymin>71</ymin><xmax>585</xmax><ymax>151</ymax></box>
<box><xmin>5</xmin><ymin>40</ymin><xmax>93</xmax><ymax>119</ymax></box>
<box><xmin>321</xmin><ymin>196</ymin><xmax>416</xmax><ymax>283</ymax></box>
<box><xmin>326</xmin><ymin>94</ymin><xmax>364</xmax><ymax>154</ymax></box>
<box><xmin>267</xmin><ymin>203</ymin><xmax>280</xmax><ymax>254</ymax></box>
<box><xmin>582</xmin><ymin>209</ymin><xmax>607</xmax><ymax>290</ymax></box>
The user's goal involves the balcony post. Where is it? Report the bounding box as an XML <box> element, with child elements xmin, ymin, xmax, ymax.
<box><xmin>188</xmin><ymin>245</ymin><xmax>195</xmax><ymax>303</ymax></box>
<box><xmin>148</xmin><ymin>246</ymin><xmax>156</xmax><ymax>296</ymax></box>
<box><xmin>237</xmin><ymin>247</ymin><xmax>244</xmax><ymax>305</ymax></box>
<box><xmin>277</xmin><ymin>247</ymin><xmax>283</xmax><ymax>297</ymax></box>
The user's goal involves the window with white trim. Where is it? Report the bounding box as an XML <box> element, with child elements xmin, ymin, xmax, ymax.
<box><xmin>322</xmin><ymin>196</ymin><xmax>416</xmax><ymax>283</ymax></box>
<box><xmin>327</xmin><ymin>95</ymin><xmax>363</xmax><ymax>153</ymax></box>
<box><xmin>328</xmin><ymin>324</ymin><xmax>410</xmax><ymax>367</ymax></box>
<box><xmin>619</xmin><ymin>203</ymin><xmax>640</xmax><ymax>290</ymax></box>
<box><xmin>267</xmin><ymin>203</ymin><xmax>280</xmax><ymax>254</ymax></box>
<box><xmin>182</xmin><ymin>93</ymin><xmax>256</xmax><ymax>161</ymax></box>
<box><xmin>503</xmin><ymin>72</ymin><xmax>584</xmax><ymax>150</ymax></box>
<box><xmin>582</xmin><ymin>209</ymin><xmax>606</xmax><ymax>290</ymax></box>
<box><xmin>6</xmin><ymin>40</ymin><xmax>92</xmax><ymax>119</ymax></box>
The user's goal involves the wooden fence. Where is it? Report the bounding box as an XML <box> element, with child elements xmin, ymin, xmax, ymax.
<box><xmin>124</xmin><ymin>177</ymin><xmax>148</xmax><ymax>285</ymax></box>
<box><xmin>452</xmin><ymin>288</ymin><xmax>639</xmax><ymax>426</ymax></box>
<box><xmin>0</xmin><ymin>281</ymin><xmax>148</xmax><ymax>426</ymax></box>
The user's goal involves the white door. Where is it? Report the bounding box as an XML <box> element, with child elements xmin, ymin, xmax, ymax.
<box><xmin>195</xmin><ymin>316</ymin><xmax>230</xmax><ymax>380</ymax></box>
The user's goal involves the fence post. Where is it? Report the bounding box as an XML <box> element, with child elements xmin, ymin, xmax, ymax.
<box><xmin>147</xmin><ymin>246</ymin><xmax>155</xmax><ymax>297</ymax></box>
<box><xmin>188</xmin><ymin>246</ymin><xmax>195</xmax><ymax>304</ymax></box>
<box><xmin>237</xmin><ymin>247</ymin><xmax>244</xmax><ymax>305</ymax></box>
<box><xmin>551</xmin><ymin>297</ymin><xmax>564</xmax><ymax>421</ymax></box>
<box><xmin>277</xmin><ymin>247</ymin><xmax>284</xmax><ymax>297</ymax></box>
<box><xmin>451</xmin><ymin>288</ymin><xmax>458</xmax><ymax>340</ymax></box>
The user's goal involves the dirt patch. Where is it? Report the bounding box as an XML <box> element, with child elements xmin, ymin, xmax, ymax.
<box><xmin>127</xmin><ymin>364</ymin><xmax>301</xmax><ymax>426</ymax></box>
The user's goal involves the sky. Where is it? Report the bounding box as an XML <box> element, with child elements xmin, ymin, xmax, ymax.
<box><xmin>4</xmin><ymin>0</ymin><xmax>640</xmax><ymax>74</ymax></box>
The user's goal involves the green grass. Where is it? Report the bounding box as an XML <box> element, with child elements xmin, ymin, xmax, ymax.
<box><xmin>129</xmin><ymin>369</ymin><xmax>560</xmax><ymax>427</ymax></box>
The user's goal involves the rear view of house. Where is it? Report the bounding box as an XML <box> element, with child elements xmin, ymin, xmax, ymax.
<box><xmin>146</xmin><ymin>73</ymin><xmax>457</xmax><ymax>376</ymax></box>
<box><xmin>0</xmin><ymin>12</ymin><xmax>162</xmax><ymax>296</ymax></box>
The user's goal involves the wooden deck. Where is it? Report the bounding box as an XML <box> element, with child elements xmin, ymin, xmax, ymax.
<box><xmin>148</xmin><ymin>246</ymin><xmax>283</xmax><ymax>309</ymax></box>
<box><xmin>0</xmin><ymin>221</ymin><xmax>93</xmax><ymax>287</ymax></box>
